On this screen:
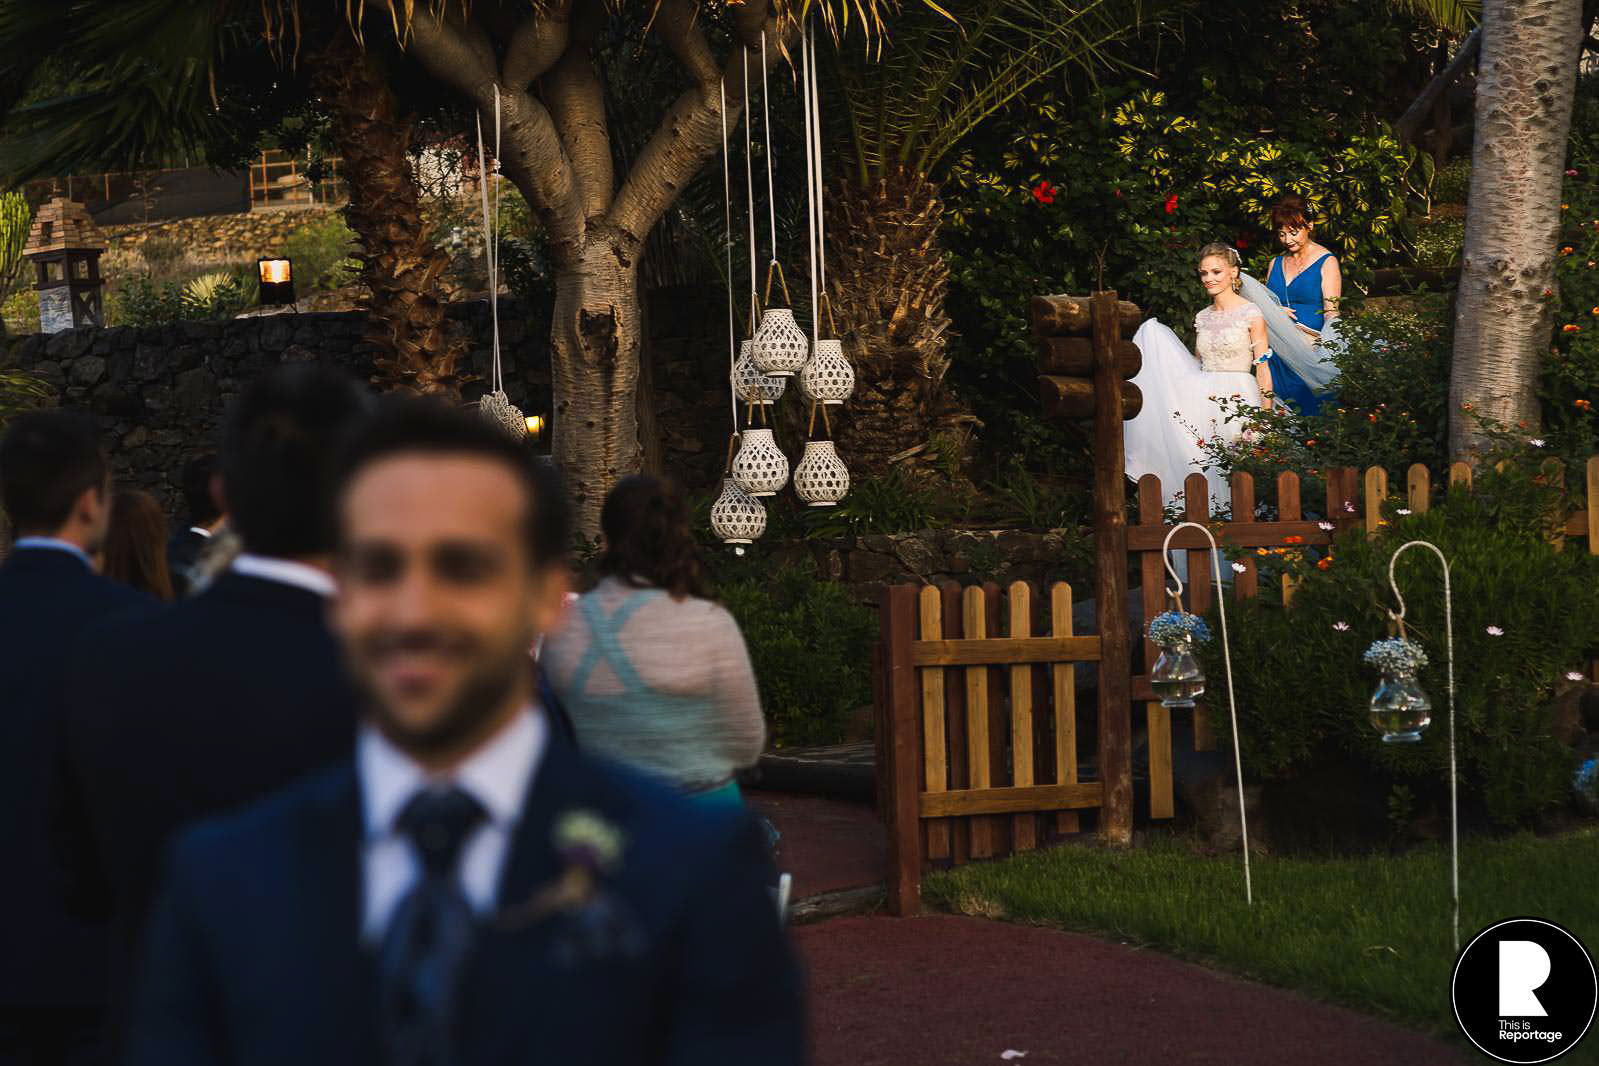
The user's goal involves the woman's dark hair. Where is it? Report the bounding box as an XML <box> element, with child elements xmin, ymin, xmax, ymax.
<box><xmin>1270</xmin><ymin>194</ymin><xmax>1313</xmax><ymax>232</ymax></box>
<box><xmin>597</xmin><ymin>475</ymin><xmax>712</xmax><ymax>600</ymax></box>
<box><xmin>103</xmin><ymin>489</ymin><xmax>174</xmax><ymax>601</ymax></box>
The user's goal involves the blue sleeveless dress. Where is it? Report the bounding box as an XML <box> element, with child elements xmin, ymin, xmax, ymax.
<box><xmin>1264</xmin><ymin>252</ymin><xmax>1336</xmax><ymax>416</ymax></box>
<box><xmin>567</xmin><ymin>590</ymin><xmax>744</xmax><ymax>808</ymax></box>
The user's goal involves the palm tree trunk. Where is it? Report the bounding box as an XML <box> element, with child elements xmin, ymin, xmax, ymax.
<box><xmin>1449</xmin><ymin>0</ymin><xmax>1582</xmax><ymax>455</ymax></box>
<box><xmin>318</xmin><ymin>38</ymin><xmax>465</xmax><ymax>397</ymax></box>
<box><xmin>828</xmin><ymin>168</ymin><xmax>969</xmax><ymax>478</ymax></box>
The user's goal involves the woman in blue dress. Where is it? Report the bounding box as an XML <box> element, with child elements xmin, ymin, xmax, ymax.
<box><xmin>1263</xmin><ymin>195</ymin><xmax>1342</xmax><ymax>415</ymax></box>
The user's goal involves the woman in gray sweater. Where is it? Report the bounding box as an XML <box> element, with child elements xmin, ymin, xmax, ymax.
<box><xmin>541</xmin><ymin>476</ymin><xmax>766</xmax><ymax>805</ymax></box>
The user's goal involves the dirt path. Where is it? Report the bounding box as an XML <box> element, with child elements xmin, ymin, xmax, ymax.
<box><xmin>794</xmin><ymin>915</ymin><xmax>1467</xmax><ymax>1066</ymax></box>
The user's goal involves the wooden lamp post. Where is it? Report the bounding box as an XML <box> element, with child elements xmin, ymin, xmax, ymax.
<box><xmin>23</xmin><ymin>197</ymin><xmax>107</xmax><ymax>333</ymax></box>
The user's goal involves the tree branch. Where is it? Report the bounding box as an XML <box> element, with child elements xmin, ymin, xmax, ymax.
<box><xmin>1395</xmin><ymin>26</ymin><xmax>1481</xmax><ymax>144</ymax></box>
<box><xmin>403</xmin><ymin>8</ymin><xmax>587</xmax><ymax>265</ymax></box>
<box><xmin>543</xmin><ymin>0</ymin><xmax>612</xmax><ymax>220</ymax></box>
<box><xmin>654</xmin><ymin>0</ymin><xmax>720</xmax><ymax>88</ymax></box>
<box><xmin>608</xmin><ymin>2</ymin><xmax>784</xmax><ymax>249</ymax></box>
<box><xmin>503</xmin><ymin>0</ymin><xmax>573</xmax><ymax>91</ymax></box>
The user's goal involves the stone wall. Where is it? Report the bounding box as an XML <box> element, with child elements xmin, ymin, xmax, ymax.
<box><xmin>772</xmin><ymin>527</ymin><xmax>1089</xmax><ymax>605</ymax></box>
<box><xmin>0</xmin><ymin>288</ymin><xmax>737</xmax><ymax>519</ymax></box>
<box><xmin>101</xmin><ymin>208</ymin><xmax>337</xmax><ymax>259</ymax></box>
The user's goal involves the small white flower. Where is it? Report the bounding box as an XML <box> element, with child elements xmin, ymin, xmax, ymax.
<box><xmin>1531</xmin><ymin>438</ymin><xmax>1546</xmax><ymax>448</ymax></box>
<box><xmin>1344</xmin><ymin>502</ymin><xmax>1357</xmax><ymax>513</ymax></box>
<box><xmin>1231</xmin><ymin>562</ymin><xmax>1247</xmax><ymax>573</ymax></box>
<box><xmin>1318</xmin><ymin>520</ymin><xmax>1335</xmax><ymax>531</ymax></box>
<box><xmin>1001</xmin><ymin>1054</ymin><xmax>1029</xmax><ymax>1062</ymax></box>
<box><xmin>1396</xmin><ymin>508</ymin><xmax>1411</xmax><ymax>516</ymax></box>
<box><xmin>1567</xmin><ymin>671</ymin><xmax>1587</xmax><ymax>682</ymax></box>
<box><xmin>1486</xmin><ymin>625</ymin><xmax>1504</xmax><ymax>637</ymax></box>
<box><xmin>1333</xmin><ymin>621</ymin><xmax>1351</xmax><ymax>632</ymax></box>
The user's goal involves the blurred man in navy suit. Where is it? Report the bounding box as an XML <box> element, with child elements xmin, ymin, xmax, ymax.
<box><xmin>54</xmin><ymin>365</ymin><xmax>370</xmax><ymax>1044</ymax></box>
<box><xmin>164</xmin><ymin>453</ymin><xmax>222</xmax><ymax>599</ymax></box>
<box><xmin>0</xmin><ymin>411</ymin><xmax>150</xmax><ymax>1066</ymax></box>
<box><xmin>127</xmin><ymin>398</ymin><xmax>805</xmax><ymax>1066</ymax></box>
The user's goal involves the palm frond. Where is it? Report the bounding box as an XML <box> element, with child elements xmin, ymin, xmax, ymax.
<box><xmin>1391</xmin><ymin>0</ymin><xmax>1479</xmax><ymax>33</ymax></box>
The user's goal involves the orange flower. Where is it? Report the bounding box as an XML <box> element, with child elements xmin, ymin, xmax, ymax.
<box><xmin>1255</xmin><ymin>548</ymin><xmax>1268</xmax><ymax>556</ymax></box>
<box><xmin>1562</xmin><ymin>246</ymin><xmax>1575</xmax><ymax>255</ymax></box>
<box><xmin>1368</xmin><ymin>412</ymin><xmax>1378</xmax><ymax>423</ymax></box>
<box><xmin>1578</xmin><ymin>398</ymin><xmax>1594</xmax><ymax>410</ymax></box>
<box><xmin>1305</xmin><ymin>439</ymin><xmax>1317</xmax><ymax>447</ymax></box>
<box><xmin>1565</xmin><ymin>324</ymin><xmax>1582</xmax><ymax>333</ymax></box>
<box><xmin>1461</xmin><ymin>401</ymin><xmax>1475</xmax><ymax>411</ymax></box>
<box><xmin>1285</xmin><ymin>535</ymin><xmax>1304</xmax><ymax>545</ymax></box>
<box><xmin>1316</xmin><ymin>557</ymin><xmax>1331</xmax><ymax>571</ymax></box>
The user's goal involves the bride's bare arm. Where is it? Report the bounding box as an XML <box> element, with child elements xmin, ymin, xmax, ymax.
<box><xmin>1250</xmin><ymin>314</ymin><xmax>1273</xmax><ymax>411</ymax></box>
<box><xmin>1322</xmin><ymin>255</ymin><xmax>1343</xmax><ymax>322</ymax></box>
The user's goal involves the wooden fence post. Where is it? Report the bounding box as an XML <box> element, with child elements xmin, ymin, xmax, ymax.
<box><xmin>880</xmin><ymin>585</ymin><xmax>922</xmax><ymax>916</ymax></box>
<box><xmin>1091</xmin><ymin>291</ymin><xmax>1134</xmax><ymax>846</ymax></box>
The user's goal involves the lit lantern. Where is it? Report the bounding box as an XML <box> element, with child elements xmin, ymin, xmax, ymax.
<box><xmin>733</xmin><ymin>341</ymin><xmax>786</xmax><ymax>406</ymax></box>
<box><xmin>479</xmin><ymin>390</ymin><xmax>527</xmax><ymax>439</ymax></box>
<box><xmin>751</xmin><ymin>307</ymin><xmax>808</xmax><ymax>377</ymax></box>
<box><xmin>800</xmin><ymin>339</ymin><xmax>854</xmax><ymax>405</ymax></box>
<box><xmin>793</xmin><ymin>440</ymin><xmax>849</xmax><ymax>507</ymax></box>
<box><xmin>1363</xmin><ymin>637</ymin><xmax>1432</xmax><ymax>743</ymax></box>
<box><xmin>523</xmin><ymin>414</ymin><xmax>546</xmax><ymax>445</ymax></box>
<box><xmin>710</xmin><ymin>478</ymin><xmax>766</xmax><ymax>552</ymax></box>
<box><xmin>257</xmin><ymin>257</ymin><xmax>295</xmax><ymax>306</ymax></box>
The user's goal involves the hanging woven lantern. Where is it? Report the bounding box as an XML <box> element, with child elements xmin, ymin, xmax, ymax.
<box><xmin>793</xmin><ymin>439</ymin><xmax>849</xmax><ymax>507</ymax></box>
<box><xmin>710</xmin><ymin>478</ymin><xmax>766</xmax><ymax>550</ymax></box>
<box><xmin>731</xmin><ymin>427</ymin><xmax>789</xmax><ymax>496</ymax></box>
<box><xmin>480</xmin><ymin>390</ymin><xmax>528</xmax><ymax>439</ymax></box>
<box><xmin>734</xmin><ymin>340</ymin><xmax>786</xmax><ymax>405</ymax></box>
<box><xmin>800</xmin><ymin>339</ymin><xmax>854</xmax><ymax>406</ymax></box>
<box><xmin>751</xmin><ymin>307</ymin><xmax>809</xmax><ymax>377</ymax></box>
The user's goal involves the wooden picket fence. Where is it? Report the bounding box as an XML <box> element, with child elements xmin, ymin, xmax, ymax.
<box><xmin>1133</xmin><ymin>456</ymin><xmax>1599</xmax><ymax>817</ymax></box>
<box><xmin>877</xmin><ymin>580</ymin><xmax>1106</xmax><ymax>915</ymax></box>
<box><xmin>876</xmin><ymin>454</ymin><xmax>1599</xmax><ymax>910</ymax></box>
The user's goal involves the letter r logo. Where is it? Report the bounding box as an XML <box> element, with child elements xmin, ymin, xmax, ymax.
<box><xmin>1500</xmin><ymin>940</ymin><xmax>1552</xmax><ymax>1017</ymax></box>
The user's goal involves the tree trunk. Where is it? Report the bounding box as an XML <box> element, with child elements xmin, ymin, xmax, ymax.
<box><xmin>550</xmin><ymin>234</ymin><xmax>644</xmax><ymax>533</ymax></box>
<box><xmin>318</xmin><ymin>39</ymin><xmax>466</xmax><ymax>397</ymax></box>
<box><xmin>1449</xmin><ymin>0</ymin><xmax>1582</xmax><ymax>456</ymax></box>
<box><xmin>828</xmin><ymin>168</ymin><xmax>970</xmax><ymax>480</ymax></box>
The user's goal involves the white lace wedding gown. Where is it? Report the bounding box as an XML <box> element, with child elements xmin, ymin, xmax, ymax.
<box><xmin>1123</xmin><ymin>304</ymin><xmax>1264</xmax><ymax>510</ymax></box>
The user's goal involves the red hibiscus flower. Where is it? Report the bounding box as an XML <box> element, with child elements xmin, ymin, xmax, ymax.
<box><xmin>1032</xmin><ymin>180</ymin><xmax>1057</xmax><ymax>204</ymax></box>
<box><xmin>1164</xmin><ymin>193</ymin><xmax>1179</xmax><ymax>215</ymax></box>
<box><xmin>1235</xmin><ymin>235</ymin><xmax>1251</xmax><ymax>249</ymax></box>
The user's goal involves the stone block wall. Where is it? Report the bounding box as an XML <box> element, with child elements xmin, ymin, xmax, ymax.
<box><xmin>0</xmin><ymin>288</ymin><xmax>743</xmax><ymax>520</ymax></box>
<box><xmin>102</xmin><ymin>208</ymin><xmax>336</xmax><ymax>259</ymax></box>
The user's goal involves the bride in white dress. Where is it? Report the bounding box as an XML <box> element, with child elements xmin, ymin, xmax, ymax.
<box><xmin>1124</xmin><ymin>243</ymin><xmax>1273</xmax><ymax>510</ymax></box>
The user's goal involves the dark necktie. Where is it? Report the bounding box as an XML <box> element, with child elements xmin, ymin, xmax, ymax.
<box><xmin>377</xmin><ymin>785</ymin><xmax>488</xmax><ymax>1066</ymax></box>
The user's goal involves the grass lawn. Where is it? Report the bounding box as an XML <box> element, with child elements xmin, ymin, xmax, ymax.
<box><xmin>923</xmin><ymin>828</ymin><xmax>1599</xmax><ymax>1057</ymax></box>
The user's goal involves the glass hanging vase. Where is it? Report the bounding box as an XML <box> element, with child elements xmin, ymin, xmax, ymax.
<box><xmin>1150</xmin><ymin>634</ymin><xmax>1205</xmax><ymax>708</ymax></box>
<box><xmin>1369</xmin><ymin>671</ymin><xmax>1431</xmax><ymax>743</ymax></box>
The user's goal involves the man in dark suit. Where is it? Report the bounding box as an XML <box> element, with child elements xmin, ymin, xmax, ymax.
<box><xmin>164</xmin><ymin>453</ymin><xmax>222</xmax><ymax>598</ymax></box>
<box><xmin>128</xmin><ymin>400</ymin><xmax>805</xmax><ymax>1066</ymax></box>
<box><xmin>0</xmin><ymin>411</ymin><xmax>151</xmax><ymax>1066</ymax></box>
<box><xmin>55</xmin><ymin>365</ymin><xmax>370</xmax><ymax>1038</ymax></box>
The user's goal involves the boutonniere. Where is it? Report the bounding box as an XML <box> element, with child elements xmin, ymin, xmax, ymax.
<box><xmin>495</xmin><ymin>809</ymin><xmax>643</xmax><ymax>965</ymax></box>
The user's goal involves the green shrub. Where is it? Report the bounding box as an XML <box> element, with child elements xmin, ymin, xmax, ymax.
<box><xmin>804</xmin><ymin>467</ymin><xmax>946</xmax><ymax>538</ymax></box>
<box><xmin>984</xmin><ymin>461</ymin><xmax>1084</xmax><ymax>530</ymax></box>
<box><xmin>0</xmin><ymin>192</ymin><xmax>31</xmax><ymax>325</ymax></box>
<box><xmin>1431</xmin><ymin>157</ymin><xmax>1470</xmax><ymax>204</ymax></box>
<box><xmin>1201</xmin><ymin>464</ymin><xmax>1599</xmax><ymax>828</ymax></box>
<box><xmin>111</xmin><ymin>277</ymin><xmax>188</xmax><ymax>326</ymax></box>
<box><xmin>277</xmin><ymin>213</ymin><xmax>360</xmax><ymax>291</ymax></box>
<box><xmin>2</xmin><ymin>287</ymin><xmax>38</xmax><ymax>335</ymax></box>
<box><xmin>1539</xmin><ymin>82</ymin><xmax>1599</xmax><ymax>460</ymax></box>
<box><xmin>182</xmin><ymin>270</ymin><xmax>253</xmax><ymax>319</ymax></box>
<box><xmin>719</xmin><ymin>562</ymin><xmax>876</xmax><ymax>747</ymax></box>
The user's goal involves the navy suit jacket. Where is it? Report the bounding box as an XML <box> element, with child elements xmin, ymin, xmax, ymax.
<box><xmin>0</xmin><ymin>546</ymin><xmax>151</xmax><ymax>1007</ymax></box>
<box><xmin>127</xmin><ymin>726</ymin><xmax>806</xmax><ymax>1066</ymax></box>
<box><xmin>54</xmin><ymin>569</ymin><xmax>359</xmax><ymax>1022</ymax></box>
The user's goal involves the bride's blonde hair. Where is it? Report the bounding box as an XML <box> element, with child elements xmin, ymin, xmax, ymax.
<box><xmin>1197</xmin><ymin>242</ymin><xmax>1243</xmax><ymax>293</ymax></box>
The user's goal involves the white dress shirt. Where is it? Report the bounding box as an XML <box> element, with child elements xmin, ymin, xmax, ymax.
<box><xmin>229</xmin><ymin>552</ymin><xmax>337</xmax><ymax>598</ymax></box>
<box><xmin>12</xmin><ymin>536</ymin><xmax>93</xmax><ymax>568</ymax></box>
<box><xmin>357</xmin><ymin>707</ymin><xmax>547</xmax><ymax>941</ymax></box>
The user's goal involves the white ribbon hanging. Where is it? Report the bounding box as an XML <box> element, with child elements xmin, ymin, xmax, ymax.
<box><xmin>720</xmin><ymin>78</ymin><xmax>738</xmax><ymax>442</ymax></box>
<box><xmin>474</xmin><ymin>85</ymin><xmax>524</xmax><ymax>436</ymax></box>
<box><xmin>801</xmin><ymin>24</ymin><xmax>819</xmax><ymax>342</ymax></box>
